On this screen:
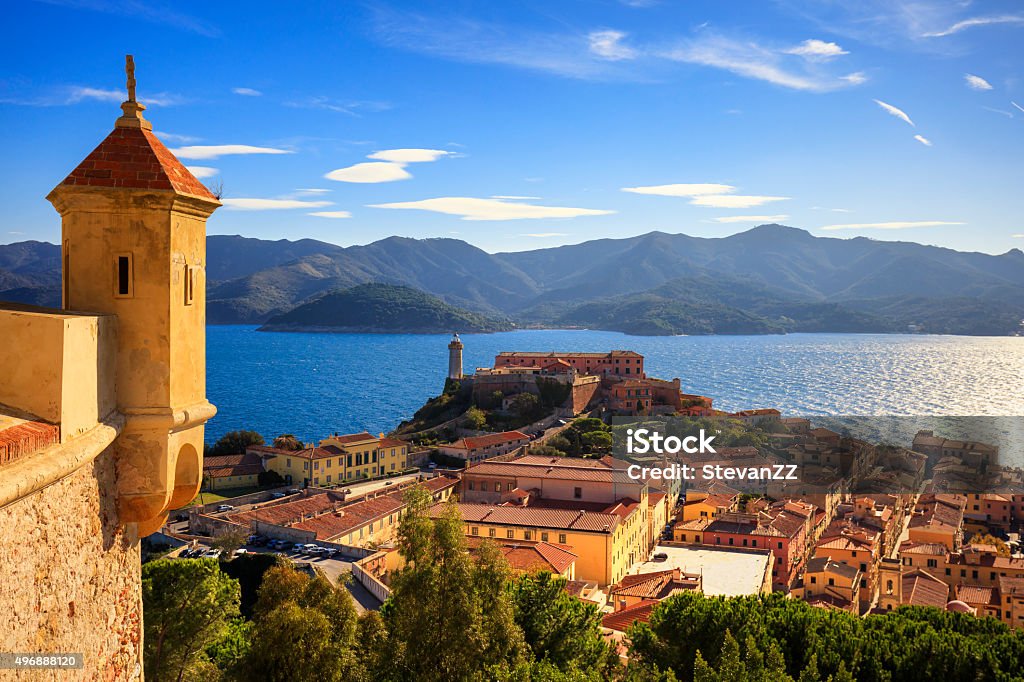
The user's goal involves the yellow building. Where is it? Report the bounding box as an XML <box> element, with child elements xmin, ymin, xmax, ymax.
<box><xmin>203</xmin><ymin>453</ymin><xmax>264</xmax><ymax>491</ymax></box>
<box><xmin>254</xmin><ymin>432</ymin><xmax>410</xmax><ymax>487</ymax></box>
<box><xmin>0</xmin><ymin>57</ymin><xmax>216</xmax><ymax>674</ymax></box>
<box><xmin>681</xmin><ymin>493</ymin><xmax>736</xmax><ymax>522</ymax></box>
<box><xmin>439</xmin><ymin>501</ymin><xmax>647</xmax><ymax>587</ymax></box>
<box><xmin>796</xmin><ymin>556</ymin><xmax>861</xmax><ymax>613</ymax></box>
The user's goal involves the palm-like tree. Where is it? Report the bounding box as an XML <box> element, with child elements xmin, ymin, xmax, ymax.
<box><xmin>272</xmin><ymin>434</ymin><xmax>304</xmax><ymax>451</ymax></box>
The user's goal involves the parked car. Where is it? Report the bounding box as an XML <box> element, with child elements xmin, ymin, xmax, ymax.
<box><xmin>287</xmin><ymin>489</ymin><xmax>301</xmax><ymax>495</ymax></box>
<box><xmin>233</xmin><ymin>548</ymin><xmax>248</xmax><ymax>556</ymax></box>
<box><xmin>385</xmin><ymin>481</ymin><xmax>394</xmax><ymax>486</ymax></box>
<box><xmin>216</xmin><ymin>504</ymin><xmax>235</xmax><ymax>512</ymax></box>
<box><xmin>270</xmin><ymin>492</ymin><xmax>286</xmax><ymax>499</ymax></box>
<box><xmin>652</xmin><ymin>552</ymin><xmax>668</xmax><ymax>562</ymax></box>
<box><xmin>323</xmin><ymin>548</ymin><xmax>338</xmax><ymax>558</ymax></box>
<box><xmin>202</xmin><ymin>549</ymin><xmax>222</xmax><ymax>559</ymax></box>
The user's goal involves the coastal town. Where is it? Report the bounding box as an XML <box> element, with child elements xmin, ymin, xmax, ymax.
<box><xmin>179</xmin><ymin>338</ymin><xmax>1024</xmax><ymax>637</ymax></box>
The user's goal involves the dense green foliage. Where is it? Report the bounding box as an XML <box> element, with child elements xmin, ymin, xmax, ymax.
<box><xmin>143</xmin><ymin>487</ymin><xmax>1024</xmax><ymax>682</ymax></box>
<box><xmin>142</xmin><ymin>558</ymin><xmax>241</xmax><ymax>682</ymax></box>
<box><xmin>259</xmin><ymin>283</ymin><xmax>514</xmax><ymax>333</ymax></box>
<box><xmin>627</xmin><ymin>592</ymin><xmax>1024</xmax><ymax>681</ymax></box>
<box><xmin>543</xmin><ymin>418</ymin><xmax>616</xmax><ymax>458</ymax></box>
<box><xmin>207</xmin><ymin>430</ymin><xmax>264</xmax><ymax>457</ymax></box>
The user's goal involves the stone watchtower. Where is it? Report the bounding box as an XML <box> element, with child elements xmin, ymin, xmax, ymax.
<box><xmin>448</xmin><ymin>333</ymin><xmax>464</xmax><ymax>379</ymax></box>
<box><xmin>46</xmin><ymin>56</ymin><xmax>219</xmax><ymax>536</ymax></box>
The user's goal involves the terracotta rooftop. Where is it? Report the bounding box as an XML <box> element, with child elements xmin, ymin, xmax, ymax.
<box><xmin>465</xmin><ymin>458</ymin><xmax>639</xmax><ymax>485</ymax></box>
<box><xmin>58</xmin><ymin>126</ymin><xmax>215</xmax><ymax>199</ymax></box>
<box><xmin>325</xmin><ymin>431</ymin><xmax>376</xmax><ymax>445</ymax></box>
<box><xmin>805</xmin><ymin>556</ymin><xmax>860</xmax><ymax>580</ymax></box>
<box><xmin>609</xmin><ymin>569</ymin><xmax>701</xmax><ymax>600</ymax></box>
<box><xmin>378</xmin><ymin>437</ymin><xmax>408</xmax><ymax>449</ymax></box>
<box><xmin>203</xmin><ymin>452</ymin><xmax>265</xmax><ymax>478</ymax></box>
<box><xmin>457</xmin><ymin>431</ymin><xmax>530</xmax><ymax>451</ymax></box>
<box><xmin>902</xmin><ymin>569</ymin><xmax>949</xmax><ymax>608</ymax></box>
<box><xmin>497</xmin><ymin>351</ymin><xmax>642</xmax><ymax>358</ymax></box>
<box><xmin>293</xmin><ymin>493</ymin><xmax>405</xmax><ymax>540</ymax></box>
<box><xmin>465</xmin><ymin>536</ymin><xmax>578</xmax><ymax>574</ymax></box>
<box><xmin>437</xmin><ymin>502</ymin><xmax>624</xmax><ymax>533</ymax></box>
<box><xmin>601</xmin><ymin>600</ymin><xmax>657</xmax><ymax>632</ymax></box>
<box><xmin>955</xmin><ymin>584</ymin><xmax>999</xmax><ymax>606</ymax></box>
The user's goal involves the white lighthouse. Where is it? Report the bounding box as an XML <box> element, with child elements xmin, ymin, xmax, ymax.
<box><xmin>448</xmin><ymin>333</ymin><xmax>464</xmax><ymax>379</ymax></box>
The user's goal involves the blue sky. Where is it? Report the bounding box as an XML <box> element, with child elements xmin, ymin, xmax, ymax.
<box><xmin>2</xmin><ymin>0</ymin><xmax>1023</xmax><ymax>254</ymax></box>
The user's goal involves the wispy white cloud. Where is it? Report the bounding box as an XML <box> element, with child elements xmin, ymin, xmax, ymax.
<box><xmin>1012</xmin><ymin>101</ymin><xmax>1024</xmax><ymax>114</ymax></box>
<box><xmin>713</xmin><ymin>215</ymin><xmax>790</xmax><ymax>223</ymax></box>
<box><xmin>3</xmin><ymin>84</ymin><xmax>187</xmax><ymax>107</ymax></box>
<box><xmin>286</xmin><ymin>96</ymin><xmax>392</xmax><ymax>116</ymax></box>
<box><xmin>588</xmin><ymin>30</ymin><xmax>637</xmax><ymax>61</ymax></box>
<box><xmin>367</xmin><ymin>148</ymin><xmax>453</xmax><ymax>163</ymax></box>
<box><xmin>221</xmin><ymin>198</ymin><xmax>333</xmax><ymax>211</ymax></box>
<box><xmin>983</xmin><ymin>106</ymin><xmax>1014</xmax><ymax>118</ymax></box>
<box><xmin>295</xmin><ymin>188</ymin><xmax>331</xmax><ymax>195</ymax></box>
<box><xmin>520</xmin><ymin>232</ymin><xmax>571</xmax><ymax>237</ymax></box>
<box><xmin>783</xmin><ymin>39</ymin><xmax>848</xmax><ymax>61</ymax></box>
<box><xmin>370</xmin><ymin>8</ymin><xmax>643</xmax><ymax>80</ymax></box>
<box><xmin>171</xmin><ymin>144</ymin><xmax>293</xmax><ymax>160</ymax></box>
<box><xmin>622</xmin><ymin>183</ymin><xmax>735</xmax><ymax>197</ymax></box>
<box><xmin>663</xmin><ymin>34</ymin><xmax>865</xmax><ymax>92</ymax></box>
<box><xmin>923</xmin><ymin>14</ymin><xmax>1024</xmax><ymax>38</ymax></box>
<box><xmin>492</xmin><ymin>195</ymin><xmax>541</xmax><ymax>200</ymax></box>
<box><xmin>185</xmin><ymin>166</ymin><xmax>218</xmax><ymax>179</ymax></box>
<box><xmin>1012</xmin><ymin>234</ymin><xmax>1024</xmax><ymax>238</ymax></box>
<box><xmin>326</xmin><ymin>148</ymin><xmax>452</xmax><ymax>183</ymax></box>
<box><xmin>36</xmin><ymin>0</ymin><xmax>219</xmax><ymax>37</ymax></box>
<box><xmin>874</xmin><ymin>99</ymin><xmax>915</xmax><ymax>126</ymax></box>
<box><xmin>913</xmin><ymin>134</ymin><xmax>933</xmax><ymax>146</ymax></box>
<box><xmin>326</xmin><ymin>162</ymin><xmax>412</xmax><ymax>183</ymax></box>
<box><xmin>369</xmin><ymin>197</ymin><xmax>614</xmax><ymax>221</ymax></box>
<box><xmin>691</xmin><ymin>194</ymin><xmax>789</xmax><ymax>208</ymax></box>
<box><xmin>66</xmin><ymin>86</ymin><xmax>122</xmax><ymax>103</ymax></box>
<box><xmin>232</xmin><ymin>87</ymin><xmax>262</xmax><ymax>96</ymax></box>
<box><xmin>308</xmin><ymin>211</ymin><xmax>352</xmax><ymax>218</ymax></box>
<box><xmin>623</xmin><ymin>182</ymin><xmax>787</xmax><ymax>208</ymax></box>
<box><xmin>965</xmin><ymin>74</ymin><xmax>993</xmax><ymax>91</ymax></box>
<box><xmin>821</xmin><ymin>221</ymin><xmax>964</xmax><ymax>231</ymax></box>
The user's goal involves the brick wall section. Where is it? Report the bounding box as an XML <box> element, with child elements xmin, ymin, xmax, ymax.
<box><xmin>58</xmin><ymin>127</ymin><xmax>216</xmax><ymax>199</ymax></box>
<box><xmin>0</xmin><ymin>420</ymin><xmax>60</xmax><ymax>465</ymax></box>
<box><xmin>0</xmin><ymin>448</ymin><xmax>142</xmax><ymax>681</ymax></box>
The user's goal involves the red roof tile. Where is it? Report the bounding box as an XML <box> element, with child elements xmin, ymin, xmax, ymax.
<box><xmin>601</xmin><ymin>600</ymin><xmax>657</xmax><ymax>632</ymax></box>
<box><xmin>59</xmin><ymin>127</ymin><xmax>216</xmax><ymax>199</ymax></box>
<box><xmin>459</xmin><ymin>431</ymin><xmax>530</xmax><ymax>451</ymax></box>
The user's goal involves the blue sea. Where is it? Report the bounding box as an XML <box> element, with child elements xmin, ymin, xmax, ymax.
<box><xmin>206</xmin><ymin>327</ymin><xmax>1024</xmax><ymax>462</ymax></box>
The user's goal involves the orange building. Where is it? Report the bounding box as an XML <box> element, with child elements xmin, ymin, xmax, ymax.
<box><xmin>494</xmin><ymin>350</ymin><xmax>645</xmax><ymax>377</ymax></box>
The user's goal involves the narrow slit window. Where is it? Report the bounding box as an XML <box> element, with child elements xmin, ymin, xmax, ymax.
<box><xmin>114</xmin><ymin>253</ymin><xmax>134</xmax><ymax>298</ymax></box>
<box><xmin>184</xmin><ymin>265</ymin><xmax>194</xmax><ymax>305</ymax></box>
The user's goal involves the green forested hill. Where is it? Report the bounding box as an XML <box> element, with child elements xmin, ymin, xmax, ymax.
<box><xmin>257</xmin><ymin>283</ymin><xmax>515</xmax><ymax>334</ymax></box>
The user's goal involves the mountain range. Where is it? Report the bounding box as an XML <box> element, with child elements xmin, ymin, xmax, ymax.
<box><xmin>2</xmin><ymin>225</ymin><xmax>1022</xmax><ymax>335</ymax></box>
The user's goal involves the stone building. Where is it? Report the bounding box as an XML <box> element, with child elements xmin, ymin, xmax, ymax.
<box><xmin>0</xmin><ymin>57</ymin><xmax>217</xmax><ymax>677</ymax></box>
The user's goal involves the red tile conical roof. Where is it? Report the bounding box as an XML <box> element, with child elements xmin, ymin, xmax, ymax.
<box><xmin>57</xmin><ymin>126</ymin><xmax>216</xmax><ymax>200</ymax></box>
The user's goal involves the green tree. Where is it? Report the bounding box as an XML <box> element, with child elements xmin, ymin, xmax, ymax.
<box><xmin>142</xmin><ymin>558</ymin><xmax>241</xmax><ymax>682</ymax></box>
<box><xmin>510</xmin><ymin>571</ymin><xmax>613</xmax><ymax>673</ymax></box>
<box><xmin>509</xmin><ymin>392</ymin><xmax>541</xmax><ymax>419</ymax></box>
<box><xmin>580</xmin><ymin>430</ymin><xmax>613</xmax><ymax>453</ymax></box>
<box><xmin>377</xmin><ymin>487</ymin><xmax>524</xmax><ymax>681</ymax></box>
<box><xmin>209</xmin><ymin>430</ymin><xmax>264</xmax><ymax>457</ymax></box>
<box><xmin>242</xmin><ymin>563</ymin><xmax>363</xmax><ymax>681</ymax></box>
<box><xmin>464</xmin><ymin>406</ymin><xmax>488</xmax><ymax>431</ymax></box>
